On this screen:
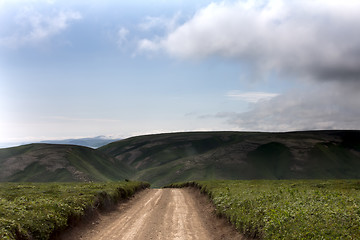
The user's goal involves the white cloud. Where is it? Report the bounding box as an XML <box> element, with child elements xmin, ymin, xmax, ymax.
<box><xmin>138</xmin><ymin>38</ymin><xmax>160</xmax><ymax>52</ymax></box>
<box><xmin>0</xmin><ymin>7</ymin><xmax>82</xmax><ymax>48</ymax></box>
<box><xmin>138</xmin><ymin>0</ymin><xmax>360</xmax><ymax>81</ymax></box>
<box><xmin>138</xmin><ymin>12</ymin><xmax>181</xmax><ymax>32</ymax></box>
<box><xmin>117</xmin><ymin>27</ymin><xmax>129</xmax><ymax>47</ymax></box>
<box><xmin>226</xmin><ymin>91</ymin><xmax>279</xmax><ymax>103</ymax></box>
<box><xmin>137</xmin><ymin>12</ymin><xmax>182</xmax><ymax>53</ymax></box>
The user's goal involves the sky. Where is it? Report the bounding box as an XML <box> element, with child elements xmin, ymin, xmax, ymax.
<box><xmin>1</xmin><ymin>0</ymin><xmax>360</xmax><ymax>147</ymax></box>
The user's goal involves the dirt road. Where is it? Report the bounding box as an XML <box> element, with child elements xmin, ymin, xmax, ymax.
<box><xmin>62</xmin><ymin>188</ymin><xmax>246</xmax><ymax>240</ymax></box>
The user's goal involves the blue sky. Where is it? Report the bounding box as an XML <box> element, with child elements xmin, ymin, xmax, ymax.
<box><xmin>1</xmin><ymin>0</ymin><xmax>360</xmax><ymax>146</ymax></box>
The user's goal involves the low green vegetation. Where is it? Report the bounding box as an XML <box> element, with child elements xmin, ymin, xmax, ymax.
<box><xmin>167</xmin><ymin>180</ymin><xmax>360</xmax><ymax>239</ymax></box>
<box><xmin>0</xmin><ymin>181</ymin><xmax>149</xmax><ymax>240</ymax></box>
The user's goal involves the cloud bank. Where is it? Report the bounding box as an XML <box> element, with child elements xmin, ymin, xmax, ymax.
<box><xmin>220</xmin><ymin>82</ymin><xmax>360</xmax><ymax>131</ymax></box>
<box><xmin>139</xmin><ymin>0</ymin><xmax>360</xmax><ymax>82</ymax></box>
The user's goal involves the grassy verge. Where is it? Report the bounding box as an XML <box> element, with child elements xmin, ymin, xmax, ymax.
<box><xmin>165</xmin><ymin>180</ymin><xmax>360</xmax><ymax>239</ymax></box>
<box><xmin>0</xmin><ymin>181</ymin><xmax>150</xmax><ymax>240</ymax></box>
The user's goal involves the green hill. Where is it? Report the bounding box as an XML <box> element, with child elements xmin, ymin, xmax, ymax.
<box><xmin>99</xmin><ymin>130</ymin><xmax>360</xmax><ymax>186</ymax></box>
<box><xmin>1</xmin><ymin>131</ymin><xmax>360</xmax><ymax>186</ymax></box>
<box><xmin>0</xmin><ymin>144</ymin><xmax>133</xmax><ymax>182</ymax></box>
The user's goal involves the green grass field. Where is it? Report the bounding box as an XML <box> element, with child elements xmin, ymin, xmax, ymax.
<box><xmin>166</xmin><ymin>180</ymin><xmax>360</xmax><ymax>239</ymax></box>
<box><xmin>0</xmin><ymin>181</ymin><xmax>149</xmax><ymax>240</ymax></box>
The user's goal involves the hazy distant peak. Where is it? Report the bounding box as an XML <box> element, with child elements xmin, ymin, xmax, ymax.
<box><xmin>39</xmin><ymin>136</ymin><xmax>121</xmax><ymax>148</ymax></box>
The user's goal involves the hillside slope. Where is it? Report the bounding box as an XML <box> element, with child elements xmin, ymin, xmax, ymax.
<box><xmin>99</xmin><ymin>131</ymin><xmax>360</xmax><ymax>186</ymax></box>
<box><xmin>0</xmin><ymin>144</ymin><xmax>133</xmax><ymax>182</ymax></box>
<box><xmin>1</xmin><ymin>131</ymin><xmax>360</xmax><ymax>185</ymax></box>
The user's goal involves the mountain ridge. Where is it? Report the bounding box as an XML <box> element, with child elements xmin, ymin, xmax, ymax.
<box><xmin>39</xmin><ymin>136</ymin><xmax>121</xmax><ymax>148</ymax></box>
<box><xmin>1</xmin><ymin>130</ymin><xmax>360</xmax><ymax>186</ymax></box>
<box><xmin>0</xmin><ymin>136</ymin><xmax>121</xmax><ymax>149</ymax></box>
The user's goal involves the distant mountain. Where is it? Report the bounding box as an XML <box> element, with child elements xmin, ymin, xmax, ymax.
<box><xmin>0</xmin><ymin>143</ymin><xmax>132</xmax><ymax>182</ymax></box>
<box><xmin>0</xmin><ymin>136</ymin><xmax>120</xmax><ymax>149</ymax></box>
<box><xmin>39</xmin><ymin>136</ymin><xmax>120</xmax><ymax>148</ymax></box>
<box><xmin>1</xmin><ymin>131</ymin><xmax>360</xmax><ymax>186</ymax></box>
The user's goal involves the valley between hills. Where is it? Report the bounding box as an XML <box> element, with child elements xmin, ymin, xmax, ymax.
<box><xmin>1</xmin><ymin>130</ymin><xmax>360</xmax><ymax>187</ymax></box>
